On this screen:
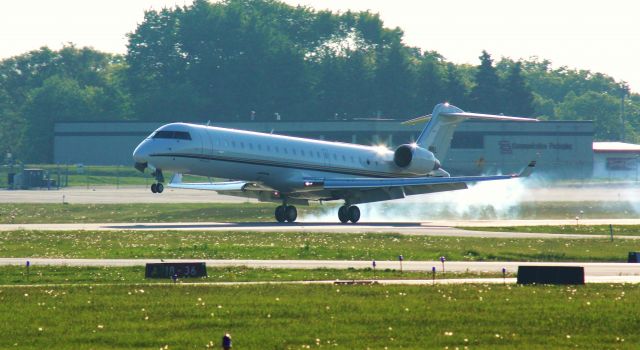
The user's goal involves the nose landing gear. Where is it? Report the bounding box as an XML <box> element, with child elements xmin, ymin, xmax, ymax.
<box><xmin>150</xmin><ymin>169</ymin><xmax>164</xmax><ymax>194</ymax></box>
<box><xmin>150</xmin><ymin>183</ymin><xmax>164</xmax><ymax>193</ymax></box>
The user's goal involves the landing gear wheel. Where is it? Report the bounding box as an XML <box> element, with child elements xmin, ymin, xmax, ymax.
<box><xmin>338</xmin><ymin>205</ymin><xmax>349</xmax><ymax>223</ymax></box>
<box><xmin>156</xmin><ymin>183</ymin><xmax>164</xmax><ymax>193</ymax></box>
<box><xmin>285</xmin><ymin>205</ymin><xmax>297</xmax><ymax>223</ymax></box>
<box><xmin>151</xmin><ymin>183</ymin><xmax>157</xmax><ymax>193</ymax></box>
<box><xmin>275</xmin><ymin>205</ymin><xmax>286</xmax><ymax>223</ymax></box>
<box><xmin>347</xmin><ymin>205</ymin><xmax>360</xmax><ymax>223</ymax></box>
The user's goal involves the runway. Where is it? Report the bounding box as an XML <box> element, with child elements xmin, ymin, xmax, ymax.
<box><xmin>2</xmin><ymin>183</ymin><xmax>640</xmax><ymax>204</ymax></box>
<box><xmin>2</xmin><ymin>220</ymin><xmax>640</xmax><ymax>239</ymax></box>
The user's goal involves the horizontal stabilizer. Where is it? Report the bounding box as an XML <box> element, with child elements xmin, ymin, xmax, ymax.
<box><xmin>404</xmin><ymin>112</ymin><xmax>538</xmax><ymax>125</ymax></box>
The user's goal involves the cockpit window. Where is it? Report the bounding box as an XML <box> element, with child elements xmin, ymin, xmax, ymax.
<box><xmin>152</xmin><ymin>130</ymin><xmax>192</xmax><ymax>140</ymax></box>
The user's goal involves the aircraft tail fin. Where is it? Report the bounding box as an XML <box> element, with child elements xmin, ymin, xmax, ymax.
<box><xmin>406</xmin><ymin>103</ymin><xmax>537</xmax><ymax>162</ymax></box>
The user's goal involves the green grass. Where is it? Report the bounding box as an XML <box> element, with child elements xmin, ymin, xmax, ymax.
<box><xmin>1</xmin><ymin>283</ymin><xmax>638</xmax><ymax>349</ymax></box>
<box><xmin>1</xmin><ymin>230</ymin><xmax>637</xmax><ymax>262</ymax></box>
<box><xmin>466</xmin><ymin>225</ymin><xmax>640</xmax><ymax>236</ymax></box>
<box><xmin>0</xmin><ymin>203</ymin><xmax>284</xmax><ymax>224</ymax></box>
<box><xmin>0</xmin><ymin>265</ymin><xmax>508</xmax><ymax>286</ymax></box>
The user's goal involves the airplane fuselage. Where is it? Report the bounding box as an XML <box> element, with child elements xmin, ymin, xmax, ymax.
<box><xmin>133</xmin><ymin>122</ymin><xmax>437</xmax><ymax>196</ymax></box>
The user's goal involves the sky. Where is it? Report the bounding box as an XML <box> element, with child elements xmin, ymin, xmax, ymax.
<box><xmin>1</xmin><ymin>0</ymin><xmax>638</xmax><ymax>92</ymax></box>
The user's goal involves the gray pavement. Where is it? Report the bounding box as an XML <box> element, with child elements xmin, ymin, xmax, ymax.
<box><xmin>0</xmin><ymin>187</ymin><xmax>254</xmax><ymax>204</ymax></box>
<box><xmin>2</xmin><ymin>183</ymin><xmax>640</xmax><ymax>203</ymax></box>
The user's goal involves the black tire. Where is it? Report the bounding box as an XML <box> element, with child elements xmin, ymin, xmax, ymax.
<box><xmin>285</xmin><ymin>205</ymin><xmax>297</xmax><ymax>223</ymax></box>
<box><xmin>156</xmin><ymin>183</ymin><xmax>164</xmax><ymax>193</ymax></box>
<box><xmin>275</xmin><ymin>205</ymin><xmax>286</xmax><ymax>223</ymax></box>
<box><xmin>348</xmin><ymin>205</ymin><xmax>360</xmax><ymax>223</ymax></box>
<box><xmin>151</xmin><ymin>183</ymin><xmax>157</xmax><ymax>193</ymax></box>
<box><xmin>338</xmin><ymin>205</ymin><xmax>349</xmax><ymax>223</ymax></box>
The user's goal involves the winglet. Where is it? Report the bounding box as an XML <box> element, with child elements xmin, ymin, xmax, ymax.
<box><xmin>517</xmin><ymin>161</ymin><xmax>536</xmax><ymax>178</ymax></box>
<box><xmin>170</xmin><ymin>173</ymin><xmax>183</xmax><ymax>185</ymax></box>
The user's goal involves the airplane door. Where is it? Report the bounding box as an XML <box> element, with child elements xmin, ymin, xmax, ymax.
<box><xmin>196</xmin><ymin>128</ymin><xmax>211</xmax><ymax>155</ymax></box>
<box><xmin>322</xmin><ymin>148</ymin><xmax>330</xmax><ymax>168</ymax></box>
<box><xmin>201</xmin><ymin>128</ymin><xmax>214</xmax><ymax>156</ymax></box>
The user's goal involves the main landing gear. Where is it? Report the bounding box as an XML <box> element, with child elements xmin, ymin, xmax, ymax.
<box><xmin>275</xmin><ymin>205</ymin><xmax>297</xmax><ymax>223</ymax></box>
<box><xmin>338</xmin><ymin>205</ymin><xmax>360</xmax><ymax>224</ymax></box>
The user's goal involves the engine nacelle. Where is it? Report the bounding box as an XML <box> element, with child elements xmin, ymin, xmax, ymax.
<box><xmin>393</xmin><ymin>144</ymin><xmax>440</xmax><ymax>175</ymax></box>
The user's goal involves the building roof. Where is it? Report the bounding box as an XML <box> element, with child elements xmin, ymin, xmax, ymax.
<box><xmin>593</xmin><ymin>142</ymin><xmax>640</xmax><ymax>153</ymax></box>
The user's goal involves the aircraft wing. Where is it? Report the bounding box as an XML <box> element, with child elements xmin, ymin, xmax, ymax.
<box><xmin>321</xmin><ymin>161</ymin><xmax>536</xmax><ymax>190</ymax></box>
<box><xmin>168</xmin><ymin>174</ymin><xmax>253</xmax><ymax>191</ymax></box>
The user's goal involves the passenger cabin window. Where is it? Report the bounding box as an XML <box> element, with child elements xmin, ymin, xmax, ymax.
<box><xmin>153</xmin><ymin>131</ymin><xmax>192</xmax><ymax>140</ymax></box>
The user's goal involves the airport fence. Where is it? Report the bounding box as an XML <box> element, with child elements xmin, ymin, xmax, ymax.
<box><xmin>0</xmin><ymin>164</ymin><xmax>151</xmax><ymax>189</ymax></box>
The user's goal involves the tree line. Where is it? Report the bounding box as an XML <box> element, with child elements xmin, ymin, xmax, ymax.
<box><xmin>1</xmin><ymin>0</ymin><xmax>638</xmax><ymax>163</ymax></box>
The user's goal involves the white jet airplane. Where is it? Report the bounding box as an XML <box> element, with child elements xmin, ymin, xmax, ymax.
<box><xmin>133</xmin><ymin>103</ymin><xmax>537</xmax><ymax>223</ymax></box>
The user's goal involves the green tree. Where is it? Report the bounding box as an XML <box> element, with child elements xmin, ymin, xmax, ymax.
<box><xmin>415</xmin><ymin>52</ymin><xmax>446</xmax><ymax>114</ymax></box>
<box><xmin>443</xmin><ymin>63</ymin><xmax>470</xmax><ymax>108</ymax></box>
<box><xmin>555</xmin><ymin>91</ymin><xmax>622</xmax><ymax>141</ymax></box>
<box><xmin>374</xmin><ymin>39</ymin><xmax>415</xmax><ymax>118</ymax></box>
<box><xmin>469</xmin><ymin>50</ymin><xmax>501</xmax><ymax>113</ymax></box>
<box><xmin>503</xmin><ymin>62</ymin><xmax>535</xmax><ymax>116</ymax></box>
<box><xmin>0</xmin><ymin>46</ymin><xmax>130</xmax><ymax>162</ymax></box>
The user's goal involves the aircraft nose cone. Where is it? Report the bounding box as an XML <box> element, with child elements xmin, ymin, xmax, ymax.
<box><xmin>132</xmin><ymin>141</ymin><xmax>149</xmax><ymax>163</ymax></box>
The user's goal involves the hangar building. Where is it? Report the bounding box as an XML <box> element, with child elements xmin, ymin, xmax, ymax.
<box><xmin>54</xmin><ymin>119</ymin><xmax>594</xmax><ymax>178</ymax></box>
<box><xmin>593</xmin><ymin>142</ymin><xmax>640</xmax><ymax>180</ymax></box>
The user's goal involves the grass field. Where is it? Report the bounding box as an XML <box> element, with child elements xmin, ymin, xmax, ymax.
<box><xmin>466</xmin><ymin>224</ymin><xmax>640</xmax><ymax>236</ymax></box>
<box><xmin>0</xmin><ymin>203</ymin><xmax>282</xmax><ymax>224</ymax></box>
<box><xmin>0</xmin><ymin>265</ymin><xmax>509</xmax><ymax>286</ymax></box>
<box><xmin>1</xmin><ymin>230</ymin><xmax>637</xmax><ymax>262</ymax></box>
<box><xmin>2</xmin><ymin>201</ymin><xmax>640</xmax><ymax>225</ymax></box>
<box><xmin>1</xmin><ymin>283</ymin><xmax>638</xmax><ymax>349</ymax></box>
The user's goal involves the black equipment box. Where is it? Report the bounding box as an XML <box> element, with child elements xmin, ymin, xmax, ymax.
<box><xmin>628</xmin><ymin>252</ymin><xmax>640</xmax><ymax>263</ymax></box>
<box><xmin>517</xmin><ymin>266</ymin><xmax>584</xmax><ymax>285</ymax></box>
<box><xmin>145</xmin><ymin>262</ymin><xmax>207</xmax><ymax>278</ymax></box>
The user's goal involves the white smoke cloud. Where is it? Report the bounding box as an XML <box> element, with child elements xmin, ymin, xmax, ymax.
<box><xmin>301</xmin><ymin>177</ymin><xmax>533</xmax><ymax>222</ymax></box>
